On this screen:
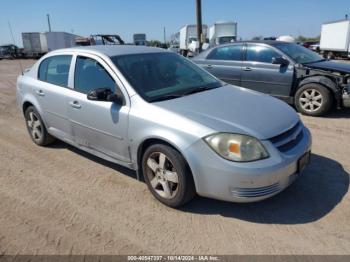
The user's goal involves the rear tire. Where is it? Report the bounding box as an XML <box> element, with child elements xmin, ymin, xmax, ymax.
<box><xmin>295</xmin><ymin>83</ymin><xmax>333</xmax><ymax>116</ymax></box>
<box><xmin>142</xmin><ymin>144</ymin><xmax>196</xmax><ymax>207</ymax></box>
<box><xmin>24</xmin><ymin>106</ymin><xmax>55</xmax><ymax>146</ymax></box>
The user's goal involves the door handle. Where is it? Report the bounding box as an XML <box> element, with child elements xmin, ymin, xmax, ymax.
<box><xmin>36</xmin><ymin>90</ymin><xmax>45</xmax><ymax>96</ymax></box>
<box><xmin>243</xmin><ymin>67</ymin><xmax>252</xmax><ymax>71</ymax></box>
<box><xmin>69</xmin><ymin>101</ymin><xmax>81</xmax><ymax>109</ymax></box>
<box><xmin>206</xmin><ymin>64</ymin><xmax>213</xmax><ymax>69</ymax></box>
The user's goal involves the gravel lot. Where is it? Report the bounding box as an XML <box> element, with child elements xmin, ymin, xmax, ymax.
<box><xmin>0</xmin><ymin>59</ymin><xmax>349</xmax><ymax>255</ymax></box>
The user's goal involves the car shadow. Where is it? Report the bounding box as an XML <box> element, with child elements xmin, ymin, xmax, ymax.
<box><xmin>49</xmin><ymin>141</ymin><xmax>137</xmax><ymax>180</ymax></box>
<box><xmin>325</xmin><ymin>107</ymin><xmax>350</xmax><ymax>119</ymax></box>
<box><xmin>49</xmin><ymin>142</ymin><xmax>348</xmax><ymax>224</ymax></box>
<box><xmin>180</xmin><ymin>153</ymin><xmax>349</xmax><ymax>224</ymax></box>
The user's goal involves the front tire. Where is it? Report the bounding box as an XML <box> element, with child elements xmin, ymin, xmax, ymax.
<box><xmin>24</xmin><ymin>106</ymin><xmax>55</xmax><ymax>146</ymax></box>
<box><xmin>142</xmin><ymin>144</ymin><xmax>195</xmax><ymax>207</ymax></box>
<box><xmin>295</xmin><ymin>83</ymin><xmax>333</xmax><ymax>116</ymax></box>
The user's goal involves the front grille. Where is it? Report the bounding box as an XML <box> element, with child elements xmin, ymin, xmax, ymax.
<box><xmin>230</xmin><ymin>183</ymin><xmax>281</xmax><ymax>198</ymax></box>
<box><xmin>269</xmin><ymin>121</ymin><xmax>303</xmax><ymax>153</ymax></box>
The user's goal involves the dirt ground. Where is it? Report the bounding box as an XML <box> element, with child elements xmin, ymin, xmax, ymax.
<box><xmin>0</xmin><ymin>59</ymin><xmax>349</xmax><ymax>255</ymax></box>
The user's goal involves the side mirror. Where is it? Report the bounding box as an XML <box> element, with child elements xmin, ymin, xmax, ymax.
<box><xmin>87</xmin><ymin>88</ymin><xmax>125</xmax><ymax>105</ymax></box>
<box><xmin>272</xmin><ymin>57</ymin><xmax>289</xmax><ymax>66</ymax></box>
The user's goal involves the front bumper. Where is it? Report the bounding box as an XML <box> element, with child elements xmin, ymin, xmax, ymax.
<box><xmin>184</xmin><ymin>126</ymin><xmax>312</xmax><ymax>203</ymax></box>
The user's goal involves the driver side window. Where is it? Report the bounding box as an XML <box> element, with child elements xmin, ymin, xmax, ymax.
<box><xmin>246</xmin><ymin>44</ymin><xmax>280</xmax><ymax>64</ymax></box>
<box><xmin>74</xmin><ymin>56</ymin><xmax>116</xmax><ymax>94</ymax></box>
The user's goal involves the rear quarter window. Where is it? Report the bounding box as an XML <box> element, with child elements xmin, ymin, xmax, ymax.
<box><xmin>38</xmin><ymin>55</ymin><xmax>72</xmax><ymax>87</ymax></box>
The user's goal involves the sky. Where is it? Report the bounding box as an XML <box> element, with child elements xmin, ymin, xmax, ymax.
<box><xmin>0</xmin><ymin>0</ymin><xmax>349</xmax><ymax>46</ymax></box>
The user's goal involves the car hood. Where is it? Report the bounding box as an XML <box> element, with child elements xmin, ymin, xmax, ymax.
<box><xmin>155</xmin><ymin>85</ymin><xmax>299</xmax><ymax>140</ymax></box>
<box><xmin>305</xmin><ymin>60</ymin><xmax>350</xmax><ymax>74</ymax></box>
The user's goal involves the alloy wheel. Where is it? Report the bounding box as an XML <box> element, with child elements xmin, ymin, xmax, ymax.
<box><xmin>26</xmin><ymin>111</ymin><xmax>43</xmax><ymax>143</ymax></box>
<box><xmin>145</xmin><ymin>152</ymin><xmax>179</xmax><ymax>199</ymax></box>
<box><xmin>299</xmin><ymin>89</ymin><xmax>323</xmax><ymax>112</ymax></box>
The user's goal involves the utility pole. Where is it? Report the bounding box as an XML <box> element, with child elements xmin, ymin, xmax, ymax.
<box><xmin>196</xmin><ymin>0</ymin><xmax>203</xmax><ymax>53</ymax></box>
<box><xmin>163</xmin><ymin>26</ymin><xmax>166</xmax><ymax>44</ymax></box>
<box><xmin>47</xmin><ymin>14</ymin><xmax>52</xmax><ymax>32</ymax></box>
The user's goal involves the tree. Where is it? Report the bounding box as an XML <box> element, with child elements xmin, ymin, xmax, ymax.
<box><xmin>251</xmin><ymin>36</ymin><xmax>263</xmax><ymax>41</ymax></box>
<box><xmin>147</xmin><ymin>40</ymin><xmax>162</xmax><ymax>47</ymax></box>
<box><xmin>296</xmin><ymin>35</ymin><xmax>320</xmax><ymax>43</ymax></box>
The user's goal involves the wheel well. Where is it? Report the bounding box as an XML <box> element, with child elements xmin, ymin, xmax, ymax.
<box><xmin>296</xmin><ymin>78</ymin><xmax>338</xmax><ymax>106</ymax></box>
<box><xmin>22</xmin><ymin>101</ymin><xmax>33</xmax><ymax>114</ymax></box>
<box><xmin>137</xmin><ymin>138</ymin><xmax>193</xmax><ymax>181</ymax></box>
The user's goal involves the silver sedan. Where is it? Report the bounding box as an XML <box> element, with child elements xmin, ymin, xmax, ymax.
<box><xmin>16</xmin><ymin>45</ymin><xmax>311</xmax><ymax>207</ymax></box>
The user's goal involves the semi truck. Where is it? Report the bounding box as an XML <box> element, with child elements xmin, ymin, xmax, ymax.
<box><xmin>320</xmin><ymin>19</ymin><xmax>350</xmax><ymax>59</ymax></box>
<box><xmin>133</xmin><ymin>34</ymin><xmax>147</xmax><ymax>46</ymax></box>
<box><xmin>22</xmin><ymin>32</ymin><xmax>79</xmax><ymax>58</ymax></box>
<box><xmin>179</xmin><ymin>24</ymin><xmax>208</xmax><ymax>56</ymax></box>
<box><xmin>209</xmin><ymin>21</ymin><xmax>237</xmax><ymax>47</ymax></box>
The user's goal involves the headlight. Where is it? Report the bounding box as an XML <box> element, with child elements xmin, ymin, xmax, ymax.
<box><xmin>204</xmin><ymin>133</ymin><xmax>269</xmax><ymax>162</ymax></box>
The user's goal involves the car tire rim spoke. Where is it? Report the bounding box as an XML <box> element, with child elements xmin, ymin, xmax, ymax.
<box><xmin>150</xmin><ymin>176</ymin><xmax>159</xmax><ymax>188</ymax></box>
<box><xmin>27</xmin><ymin>112</ymin><xmax>34</xmax><ymax>127</ymax></box>
<box><xmin>147</xmin><ymin>158</ymin><xmax>159</xmax><ymax>172</ymax></box>
<box><xmin>300</xmin><ymin>89</ymin><xmax>323</xmax><ymax>112</ymax></box>
<box><xmin>159</xmin><ymin>180</ymin><xmax>172</xmax><ymax>198</ymax></box>
<box><xmin>146</xmin><ymin>152</ymin><xmax>179</xmax><ymax>200</ymax></box>
<box><xmin>158</xmin><ymin>153</ymin><xmax>166</xmax><ymax>169</ymax></box>
<box><xmin>164</xmin><ymin>170</ymin><xmax>178</xmax><ymax>183</ymax></box>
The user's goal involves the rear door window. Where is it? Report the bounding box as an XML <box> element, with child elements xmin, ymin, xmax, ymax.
<box><xmin>207</xmin><ymin>45</ymin><xmax>243</xmax><ymax>61</ymax></box>
<box><xmin>38</xmin><ymin>55</ymin><xmax>72</xmax><ymax>87</ymax></box>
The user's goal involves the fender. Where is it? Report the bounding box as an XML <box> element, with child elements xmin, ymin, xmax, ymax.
<box><xmin>133</xmin><ymin>132</ymin><xmax>201</xmax><ymax>189</ymax></box>
<box><xmin>133</xmin><ymin>132</ymin><xmax>194</xmax><ymax>170</ymax></box>
<box><xmin>298</xmin><ymin>75</ymin><xmax>338</xmax><ymax>93</ymax></box>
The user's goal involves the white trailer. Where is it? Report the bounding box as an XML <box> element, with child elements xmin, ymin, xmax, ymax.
<box><xmin>179</xmin><ymin>24</ymin><xmax>208</xmax><ymax>56</ymax></box>
<box><xmin>22</xmin><ymin>32</ymin><xmax>80</xmax><ymax>58</ymax></box>
<box><xmin>45</xmin><ymin>32</ymin><xmax>78</xmax><ymax>52</ymax></box>
<box><xmin>22</xmin><ymin>32</ymin><xmax>48</xmax><ymax>57</ymax></box>
<box><xmin>209</xmin><ymin>21</ymin><xmax>237</xmax><ymax>47</ymax></box>
<box><xmin>320</xmin><ymin>19</ymin><xmax>350</xmax><ymax>59</ymax></box>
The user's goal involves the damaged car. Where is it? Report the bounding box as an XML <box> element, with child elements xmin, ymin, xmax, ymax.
<box><xmin>193</xmin><ymin>41</ymin><xmax>350</xmax><ymax>116</ymax></box>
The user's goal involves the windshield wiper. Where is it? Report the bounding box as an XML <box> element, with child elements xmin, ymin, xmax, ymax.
<box><xmin>180</xmin><ymin>86</ymin><xmax>218</xmax><ymax>96</ymax></box>
<box><xmin>149</xmin><ymin>85</ymin><xmax>220</xmax><ymax>103</ymax></box>
<box><xmin>303</xmin><ymin>59</ymin><xmax>327</xmax><ymax>64</ymax></box>
<box><xmin>148</xmin><ymin>94</ymin><xmax>184</xmax><ymax>103</ymax></box>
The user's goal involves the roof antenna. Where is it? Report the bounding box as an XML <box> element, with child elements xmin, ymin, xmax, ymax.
<box><xmin>8</xmin><ymin>21</ymin><xmax>24</xmax><ymax>75</ymax></box>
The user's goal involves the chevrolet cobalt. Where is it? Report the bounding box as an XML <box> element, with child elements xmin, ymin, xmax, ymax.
<box><xmin>17</xmin><ymin>46</ymin><xmax>311</xmax><ymax>207</ymax></box>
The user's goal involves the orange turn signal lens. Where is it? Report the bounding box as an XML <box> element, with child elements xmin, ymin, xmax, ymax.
<box><xmin>229</xmin><ymin>143</ymin><xmax>240</xmax><ymax>153</ymax></box>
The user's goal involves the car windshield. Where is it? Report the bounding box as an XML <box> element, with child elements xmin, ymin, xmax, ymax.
<box><xmin>273</xmin><ymin>43</ymin><xmax>324</xmax><ymax>64</ymax></box>
<box><xmin>111</xmin><ymin>52</ymin><xmax>223</xmax><ymax>102</ymax></box>
<box><xmin>218</xmin><ymin>36</ymin><xmax>235</xmax><ymax>45</ymax></box>
<box><xmin>188</xmin><ymin>37</ymin><xmax>197</xmax><ymax>43</ymax></box>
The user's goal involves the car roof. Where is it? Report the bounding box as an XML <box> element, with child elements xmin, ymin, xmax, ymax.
<box><xmin>52</xmin><ymin>45</ymin><xmax>170</xmax><ymax>57</ymax></box>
